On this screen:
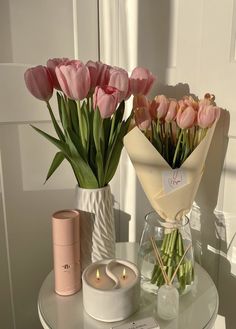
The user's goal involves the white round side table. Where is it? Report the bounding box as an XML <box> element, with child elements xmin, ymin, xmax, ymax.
<box><xmin>38</xmin><ymin>242</ymin><xmax>218</xmax><ymax>329</ymax></box>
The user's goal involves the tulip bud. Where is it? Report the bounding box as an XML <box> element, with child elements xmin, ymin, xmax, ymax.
<box><xmin>96</xmin><ymin>62</ymin><xmax>111</xmax><ymax>87</ymax></box>
<box><xmin>135</xmin><ymin>107</ymin><xmax>151</xmax><ymax>130</ymax></box>
<box><xmin>93</xmin><ymin>86</ymin><xmax>119</xmax><ymax>119</ymax></box>
<box><xmin>165</xmin><ymin>99</ymin><xmax>178</xmax><ymax>123</ymax></box>
<box><xmin>56</xmin><ymin>60</ymin><xmax>90</xmax><ymax>100</ymax></box>
<box><xmin>149</xmin><ymin>95</ymin><xmax>168</xmax><ymax>121</ymax></box>
<box><xmin>176</xmin><ymin>106</ymin><xmax>196</xmax><ymax>129</ymax></box>
<box><xmin>133</xmin><ymin>94</ymin><xmax>149</xmax><ymax>111</ymax></box>
<box><xmin>47</xmin><ymin>58</ymin><xmax>69</xmax><ymax>90</ymax></box>
<box><xmin>197</xmin><ymin>104</ymin><xmax>220</xmax><ymax>128</ymax></box>
<box><xmin>86</xmin><ymin>60</ymin><xmax>99</xmax><ymax>90</ymax></box>
<box><xmin>182</xmin><ymin>96</ymin><xmax>198</xmax><ymax>111</ymax></box>
<box><xmin>108</xmin><ymin>67</ymin><xmax>130</xmax><ymax>102</ymax></box>
<box><xmin>130</xmin><ymin>67</ymin><xmax>155</xmax><ymax>95</ymax></box>
<box><xmin>24</xmin><ymin>65</ymin><xmax>53</xmax><ymax>102</ymax></box>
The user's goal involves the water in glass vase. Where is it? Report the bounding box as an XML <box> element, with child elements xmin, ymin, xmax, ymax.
<box><xmin>138</xmin><ymin>240</ymin><xmax>160</xmax><ymax>294</ymax></box>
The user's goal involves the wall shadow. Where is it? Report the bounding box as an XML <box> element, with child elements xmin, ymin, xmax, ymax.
<box><xmin>190</xmin><ymin>109</ymin><xmax>236</xmax><ymax>328</ymax></box>
<box><xmin>114</xmin><ymin>208</ymin><xmax>131</xmax><ymax>242</ymax></box>
<box><xmin>137</xmin><ymin>0</ymin><xmax>172</xmax><ymax>96</ymax></box>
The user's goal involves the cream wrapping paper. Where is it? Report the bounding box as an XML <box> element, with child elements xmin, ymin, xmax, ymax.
<box><xmin>123</xmin><ymin>122</ymin><xmax>217</xmax><ymax>221</ymax></box>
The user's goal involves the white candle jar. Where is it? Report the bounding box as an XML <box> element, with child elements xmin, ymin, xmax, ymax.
<box><xmin>82</xmin><ymin>259</ymin><xmax>140</xmax><ymax>322</ymax></box>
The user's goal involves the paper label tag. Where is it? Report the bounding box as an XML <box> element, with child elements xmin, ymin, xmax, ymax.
<box><xmin>111</xmin><ymin>317</ymin><xmax>160</xmax><ymax>329</ymax></box>
<box><xmin>162</xmin><ymin>169</ymin><xmax>187</xmax><ymax>193</ymax></box>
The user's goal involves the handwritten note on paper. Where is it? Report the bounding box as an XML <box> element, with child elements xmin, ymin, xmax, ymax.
<box><xmin>162</xmin><ymin>169</ymin><xmax>187</xmax><ymax>193</ymax></box>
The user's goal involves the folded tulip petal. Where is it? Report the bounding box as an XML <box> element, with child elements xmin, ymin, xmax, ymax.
<box><xmin>130</xmin><ymin>67</ymin><xmax>156</xmax><ymax>95</ymax></box>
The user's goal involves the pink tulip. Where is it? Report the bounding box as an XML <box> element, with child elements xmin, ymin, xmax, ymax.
<box><xmin>133</xmin><ymin>94</ymin><xmax>151</xmax><ymax>130</ymax></box>
<box><xmin>135</xmin><ymin>107</ymin><xmax>152</xmax><ymax>130</ymax></box>
<box><xmin>47</xmin><ymin>58</ymin><xmax>69</xmax><ymax>90</ymax></box>
<box><xmin>130</xmin><ymin>67</ymin><xmax>155</xmax><ymax>95</ymax></box>
<box><xmin>24</xmin><ymin>65</ymin><xmax>53</xmax><ymax>101</ymax></box>
<box><xmin>182</xmin><ymin>96</ymin><xmax>198</xmax><ymax>111</ymax></box>
<box><xmin>55</xmin><ymin>60</ymin><xmax>90</xmax><ymax>100</ymax></box>
<box><xmin>108</xmin><ymin>67</ymin><xmax>130</xmax><ymax>101</ymax></box>
<box><xmin>165</xmin><ymin>99</ymin><xmax>178</xmax><ymax>122</ymax></box>
<box><xmin>149</xmin><ymin>95</ymin><xmax>168</xmax><ymax>120</ymax></box>
<box><xmin>93</xmin><ymin>86</ymin><xmax>119</xmax><ymax>118</ymax></box>
<box><xmin>96</xmin><ymin>62</ymin><xmax>111</xmax><ymax>87</ymax></box>
<box><xmin>133</xmin><ymin>94</ymin><xmax>149</xmax><ymax>111</ymax></box>
<box><xmin>176</xmin><ymin>106</ymin><xmax>196</xmax><ymax>129</ymax></box>
<box><xmin>198</xmin><ymin>104</ymin><xmax>220</xmax><ymax>128</ymax></box>
<box><xmin>86</xmin><ymin>60</ymin><xmax>101</xmax><ymax>90</ymax></box>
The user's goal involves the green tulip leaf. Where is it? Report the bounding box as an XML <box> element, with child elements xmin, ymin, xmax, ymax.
<box><xmin>114</xmin><ymin>100</ymin><xmax>125</xmax><ymax>126</ymax></box>
<box><xmin>105</xmin><ymin>141</ymin><xmax>123</xmax><ymax>184</ymax></box>
<box><xmin>60</xmin><ymin>96</ymin><xmax>70</xmax><ymax>130</ymax></box>
<box><xmin>93</xmin><ymin>107</ymin><xmax>102</xmax><ymax>152</ymax></box>
<box><xmin>44</xmin><ymin>152</ymin><xmax>65</xmax><ymax>183</ymax></box>
<box><xmin>56</xmin><ymin>92</ymin><xmax>63</xmax><ymax>123</ymax></box>
<box><xmin>68</xmin><ymin>99</ymin><xmax>80</xmax><ymax>135</ymax></box>
<box><xmin>103</xmin><ymin>118</ymin><xmax>111</xmax><ymax>145</ymax></box>
<box><xmin>81</xmin><ymin>101</ymin><xmax>90</xmax><ymax>144</ymax></box>
<box><xmin>46</xmin><ymin>102</ymin><xmax>65</xmax><ymax>142</ymax></box>
<box><xmin>104</xmin><ymin>119</ymin><xmax>130</xmax><ymax>184</ymax></box>
<box><xmin>93</xmin><ymin>107</ymin><xmax>105</xmax><ymax>185</ymax></box>
<box><xmin>66</xmin><ymin>127</ymin><xmax>87</xmax><ymax>162</ymax></box>
<box><xmin>31</xmin><ymin>125</ymin><xmax>70</xmax><ymax>155</ymax></box>
<box><xmin>64</xmin><ymin>129</ymin><xmax>99</xmax><ymax>188</ymax></box>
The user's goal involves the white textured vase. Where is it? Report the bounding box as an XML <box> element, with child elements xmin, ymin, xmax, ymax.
<box><xmin>74</xmin><ymin>185</ymin><xmax>115</xmax><ymax>270</ymax></box>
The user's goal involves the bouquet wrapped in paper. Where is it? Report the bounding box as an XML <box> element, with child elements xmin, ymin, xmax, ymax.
<box><xmin>124</xmin><ymin>93</ymin><xmax>220</xmax><ymax>291</ymax></box>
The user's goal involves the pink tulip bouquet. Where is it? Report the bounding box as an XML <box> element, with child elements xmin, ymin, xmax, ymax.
<box><xmin>124</xmin><ymin>92</ymin><xmax>220</xmax><ymax>292</ymax></box>
<box><xmin>24</xmin><ymin>59</ymin><xmax>155</xmax><ymax>188</ymax></box>
<box><xmin>133</xmin><ymin>93</ymin><xmax>220</xmax><ymax>169</ymax></box>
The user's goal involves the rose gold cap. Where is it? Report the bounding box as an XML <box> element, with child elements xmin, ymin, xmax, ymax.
<box><xmin>52</xmin><ymin>209</ymin><xmax>80</xmax><ymax>246</ymax></box>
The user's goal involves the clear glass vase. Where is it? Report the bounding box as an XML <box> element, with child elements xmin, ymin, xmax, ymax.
<box><xmin>138</xmin><ymin>211</ymin><xmax>194</xmax><ymax>295</ymax></box>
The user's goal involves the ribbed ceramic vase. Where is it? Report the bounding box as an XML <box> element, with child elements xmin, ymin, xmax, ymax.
<box><xmin>74</xmin><ymin>185</ymin><xmax>115</xmax><ymax>270</ymax></box>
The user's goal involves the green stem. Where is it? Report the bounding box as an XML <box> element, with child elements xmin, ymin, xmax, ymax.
<box><xmin>46</xmin><ymin>101</ymin><xmax>65</xmax><ymax>141</ymax></box>
<box><xmin>172</xmin><ymin>129</ymin><xmax>183</xmax><ymax>168</ymax></box>
<box><xmin>169</xmin><ymin>122</ymin><xmax>174</xmax><ymax>146</ymax></box>
<box><xmin>76</xmin><ymin>100</ymin><xmax>86</xmax><ymax>149</ymax></box>
<box><xmin>150</xmin><ymin>229</ymin><xmax>194</xmax><ymax>293</ymax></box>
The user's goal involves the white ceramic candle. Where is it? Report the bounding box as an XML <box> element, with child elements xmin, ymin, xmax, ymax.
<box><xmin>82</xmin><ymin>259</ymin><xmax>140</xmax><ymax>322</ymax></box>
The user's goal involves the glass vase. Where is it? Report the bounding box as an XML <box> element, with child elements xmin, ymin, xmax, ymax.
<box><xmin>138</xmin><ymin>211</ymin><xmax>194</xmax><ymax>295</ymax></box>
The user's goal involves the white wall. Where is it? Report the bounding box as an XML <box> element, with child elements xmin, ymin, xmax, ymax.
<box><xmin>0</xmin><ymin>1</ymin><xmax>99</xmax><ymax>328</ymax></box>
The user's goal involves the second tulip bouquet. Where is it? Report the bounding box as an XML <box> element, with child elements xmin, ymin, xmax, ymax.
<box><xmin>133</xmin><ymin>93</ymin><xmax>220</xmax><ymax>169</ymax></box>
<box><xmin>24</xmin><ymin>58</ymin><xmax>155</xmax><ymax>188</ymax></box>
<box><xmin>125</xmin><ymin>92</ymin><xmax>221</xmax><ymax>292</ymax></box>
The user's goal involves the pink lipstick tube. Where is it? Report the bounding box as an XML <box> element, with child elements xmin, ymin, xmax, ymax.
<box><xmin>52</xmin><ymin>209</ymin><xmax>81</xmax><ymax>296</ymax></box>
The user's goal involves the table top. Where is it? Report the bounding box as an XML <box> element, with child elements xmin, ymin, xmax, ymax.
<box><xmin>38</xmin><ymin>242</ymin><xmax>219</xmax><ymax>329</ymax></box>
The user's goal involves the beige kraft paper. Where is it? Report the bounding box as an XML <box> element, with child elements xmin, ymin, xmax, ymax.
<box><xmin>123</xmin><ymin>122</ymin><xmax>217</xmax><ymax>221</ymax></box>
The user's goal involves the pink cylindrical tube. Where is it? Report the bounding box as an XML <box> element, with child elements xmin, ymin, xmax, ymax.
<box><xmin>52</xmin><ymin>209</ymin><xmax>81</xmax><ymax>296</ymax></box>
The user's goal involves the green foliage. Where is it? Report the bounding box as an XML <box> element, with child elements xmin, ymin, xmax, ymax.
<box><xmin>34</xmin><ymin>93</ymin><xmax>132</xmax><ymax>188</ymax></box>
